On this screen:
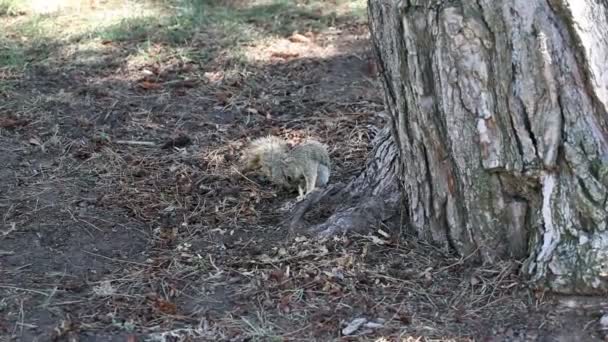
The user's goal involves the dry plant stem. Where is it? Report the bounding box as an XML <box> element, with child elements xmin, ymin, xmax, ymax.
<box><xmin>113</xmin><ymin>140</ymin><xmax>157</xmax><ymax>146</ymax></box>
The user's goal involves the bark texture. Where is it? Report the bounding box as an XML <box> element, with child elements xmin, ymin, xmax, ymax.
<box><xmin>368</xmin><ymin>0</ymin><xmax>608</xmax><ymax>294</ymax></box>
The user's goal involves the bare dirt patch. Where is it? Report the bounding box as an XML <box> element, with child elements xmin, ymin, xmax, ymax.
<box><xmin>0</xmin><ymin>1</ymin><xmax>605</xmax><ymax>341</ymax></box>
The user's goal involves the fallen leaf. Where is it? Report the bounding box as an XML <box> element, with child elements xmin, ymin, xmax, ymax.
<box><xmin>167</xmin><ymin>79</ymin><xmax>197</xmax><ymax>88</ymax></box>
<box><xmin>600</xmin><ymin>314</ymin><xmax>608</xmax><ymax>329</ymax></box>
<box><xmin>161</xmin><ymin>135</ymin><xmax>192</xmax><ymax>149</ymax></box>
<box><xmin>342</xmin><ymin>317</ymin><xmax>367</xmax><ymax>336</ymax></box>
<box><xmin>288</xmin><ymin>32</ymin><xmax>310</xmax><ymax>43</ymax></box>
<box><xmin>376</xmin><ymin>229</ymin><xmax>390</xmax><ymax>238</ymax></box>
<box><xmin>204</xmin><ymin>71</ymin><xmax>224</xmax><ymax>83</ymax></box>
<box><xmin>153</xmin><ymin>298</ymin><xmax>177</xmax><ymax>315</ymax></box>
<box><xmin>304</xmin><ymin>31</ymin><xmax>316</xmax><ymax>39</ymax></box>
<box><xmin>278</xmin><ymin>295</ymin><xmax>291</xmax><ymax>313</ymax></box>
<box><xmin>398</xmin><ymin>311</ymin><xmax>412</xmax><ymax>324</ymax></box>
<box><xmin>28</xmin><ymin>137</ymin><xmax>42</xmax><ymax>146</ymax></box>
<box><xmin>364</xmin><ymin>320</ymin><xmax>384</xmax><ymax>329</ymax></box>
<box><xmin>365</xmin><ymin>58</ymin><xmax>378</xmax><ymax>76</ymax></box>
<box><xmin>139</xmin><ymin>81</ymin><xmax>162</xmax><ymax>90</ymax></box>
<box><xmin>73</xmin><ymin>150</ymin><xmax>92</xmax><ymax>160</ymax></box>
<box><xmin>0</xmin><ymin>117</ymin><xmax>27</xmax><ymax>129</ymax></box>
<box><xmin>368</xmin><ymin>235</ymin><xmax>387</xmax><ymax>245</ymax></box>
<box><xmin>271</xmin><ymin>52</ymin><xmax>299</xmax><ymax>60</ymax></box>
<box><xmin>215</xmin><ymin>92</ymin><xmax>232</xmax><ymax>105</ymax></box>
<box><xmin>268</xmin><ymin>269</ymin><xmax>285</xmax><ymax>282</ymax></box>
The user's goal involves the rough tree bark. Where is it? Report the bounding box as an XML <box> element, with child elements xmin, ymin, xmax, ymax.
<box><xmin>368</xmin><ymin>0</ymin><xmax>608</xmax><ymax>294</ymax></box>
<box><xmin>297</xmin><ymin>0</ymin><xmax>608</xmax><ymax>295</ymax></box>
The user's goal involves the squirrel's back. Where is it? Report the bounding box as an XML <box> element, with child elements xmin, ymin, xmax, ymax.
<box><xmin>240</xmin><ymin>135</ymin><xmax>289</xmax><ymax>172</ymax></box>
<box><xmin>240</xmin><ymin>136</ymin><xmax>331</xmax><ymax>193</ymax></box>
<box><xmin>285</xmin><ymin>139</ymin><xmax>330</xmax><ymax>189</ymax></box>
<box><xmin>290</xmin><ymin>139</ymin><xmax>330</xmax><ymax>168</ymax></box>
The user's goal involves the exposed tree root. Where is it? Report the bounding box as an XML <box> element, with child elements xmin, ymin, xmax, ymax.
<box><xmin>284</xmin><ymin>183</ymin><xmax>345</xmax><ymax>232</ymax></box>
<box><xmin>285</xmin><ymin>126</ymin><xmax>403</xmax><ymax>237</ymax></box>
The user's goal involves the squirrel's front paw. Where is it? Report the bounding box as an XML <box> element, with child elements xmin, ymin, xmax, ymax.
<box><xmin>279</xmin><ymin>201</ymin><xmax>296</xmax><ymax>212</ymax></box>
<box><xmin>296</xmin><ymin>194</ymin><xmax>306</xmax><ymax>202</ymax></box>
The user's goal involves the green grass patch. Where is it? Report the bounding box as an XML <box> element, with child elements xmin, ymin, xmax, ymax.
<box><xmin>83</xmin><ymin>0</ymin><xmax>346</xmax><ymax>46</ymax></box>
<box><xmin>0</xmin><ymin>40</ymin><xmax>27</xmax><ymax>70</ymax></box>
<box><xmin>175</xmin><ymin>0</ymin><xmax>367</xmax><ymax>36</ymax></box>
<box><xmin>0</xmin><ymin>0</ymin><xmax>367</xmax><ymax>70</ymax></box>
<box><xmin>91</xmin><ymin>16</ymin><xmax>161</xmax><ymax>42</ymax></box>
<box><xmin>0</xmin><ymin>0</ymin><xmax>23</xmax><ymax>16</ymax></box>
<box><xmin>0</xmin><ymin>14</ymin><xmax>59</xmax><ymax>69</ymax></box>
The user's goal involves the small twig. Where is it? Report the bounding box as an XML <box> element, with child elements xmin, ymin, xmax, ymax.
<box><xmin>83</xmin><ymin>250</ymin><xmax>148</xmax><ymax>266</ymax></box>
<box><xmin>432</xmin><ymin>246</ymin><xmax>481</xmax><ymax>275</ymax></box>
<box><xmin>40</xmin><ymin>286</ymin><xmax>58</xmax><ymax>308</ymax></box>
<box><xmin>231</xmin><ymin>166</ymin><xmax>260</xmax><ymax>188</ymax></box>
<box><xmin>1</xmin><ymin>222</ymin><xmax>17</xmax><ymax>237</ymax></box>
<box><xmin>0</xmin><ymin>285</ymin><xmax>50</xmax><ymax>296</ymax></box>
<box><xmin>77</xmin><ymin>218</ymin><xmax>103</xmax><ymax>232</ymax></box>
<box><xmin>113</xmin><ymin>140</ymin><xmax>157</xmax><ymax>147</ymax></box>
<box><xmin>46</xmin><ymin>300</ymin><xmax>88</xmax><ymax>306</ymax></box>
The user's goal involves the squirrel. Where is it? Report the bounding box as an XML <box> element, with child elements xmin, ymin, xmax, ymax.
<box><xmin>240</xmin><ymin>136</ymin><xmax>331</xmax><ymax>200</ymax></box>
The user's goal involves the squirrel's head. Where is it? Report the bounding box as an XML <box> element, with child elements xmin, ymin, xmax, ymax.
<box><xmin>280</xmin><ymin>158</ymin><xmax>303</xmax><ymax>186</ymax></box>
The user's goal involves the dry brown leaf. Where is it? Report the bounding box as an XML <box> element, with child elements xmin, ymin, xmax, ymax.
<box><xmin>0</xmin><ymin>117</ymin><xmax>27</xmax><ymax>129</ymax></box>
<box><xmin>278</xmin><ymin>295</ymin><xmax>291</xmax><ymax>313</ymax></box>
<box><xmin>154</xmin><ymin>298</ymin><xmax>177</xmax><ymax>315</ymax></box>
<box><xmin>365</xmin><ymin>58</ymin><xmax>378</xmax><ymax>76</ymax></box>
<box><xmin>271</xmin><ymin>52</ymin><xmax>299</xmax><ymax>60</ymax></box>
<box><xmin>289</xmin><ymin>32</ymin><xmax>311</xmax><ymax>43</ymax></box>
<box><xmin>139</xmin><ymin>81</ymin><xmax>162</xmax><ymax>90</ymax></box>
<box><xmin>269</xmin><ymin>269</ymin><xmax>285</xmax><ymax>282</ymax></box>
<box><xmin>205</xmin><ymin>71</ymin><xmax>224</xmax><ymax>83</ymax></box>
<box><xmin>304</xmin><ymin>31</ymin><xmax>316</xmax><ymax>39</ymax></box>
<box><xmin>167</xmin><ymin>79</ymin><xmax>197</xmax><ymax>88</ymax></box>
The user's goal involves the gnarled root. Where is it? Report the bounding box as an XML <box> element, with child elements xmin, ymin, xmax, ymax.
<box><xmin>284</xmin><ymin>126</ymin><xmax>403</xmax><ymax>237</ymax></box>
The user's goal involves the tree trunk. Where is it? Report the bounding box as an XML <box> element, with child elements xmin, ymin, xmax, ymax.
<box><xmin>360</xmin><ymin>0</ymin><xmax>608</xmax><ymax>294</ymax></box>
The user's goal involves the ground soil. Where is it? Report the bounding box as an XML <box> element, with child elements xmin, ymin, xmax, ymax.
<box><xmin>0</xmin><ymin>2</ymin><xmax>606</xmax><ymax>341</ymax></box>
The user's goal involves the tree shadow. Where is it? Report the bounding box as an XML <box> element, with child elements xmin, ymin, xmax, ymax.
<box><xmin>0</xmin><ymin>0</ymin><xmax>367</xmax><ymax>71</ymax></box>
